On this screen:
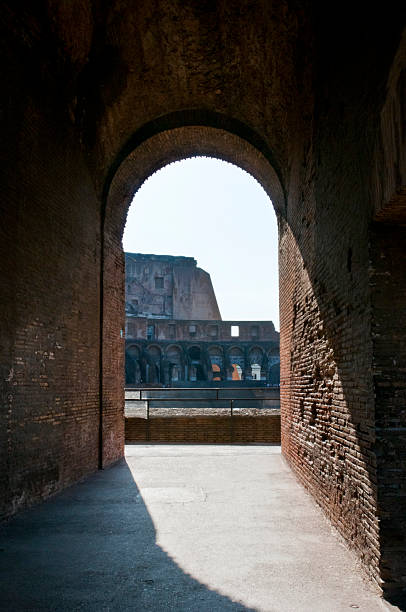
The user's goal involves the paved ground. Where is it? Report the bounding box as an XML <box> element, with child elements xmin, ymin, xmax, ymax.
<box><xmin>0</xmin><ymin>445</ymin><xmax>397</xmax><ymax>611</ymax></box>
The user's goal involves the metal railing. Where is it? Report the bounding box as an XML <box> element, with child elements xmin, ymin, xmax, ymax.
<box><xmin>125</xmin><ymin>387</ymin><xmax>280</xmax><ymax>442</ymax></box>
<box><xmin>125</xmin><ymin>386</ymin><xmax>279</xmax><ymax>398</ymax></box>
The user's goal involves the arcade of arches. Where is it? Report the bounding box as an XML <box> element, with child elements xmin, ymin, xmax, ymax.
<box><xmin>123</xmin><ymin>252</ymin><xmax>281</xmax><ymax>386</ymax></box>
<box><xmin>1</xmin><ymin>2</ymin><xmax>405</xmax><ymax>604</ymax></box>
<box><xmin>126</xmin><ymin>342</ymin><xmax>280</xmax><ymax>386</ymax></box>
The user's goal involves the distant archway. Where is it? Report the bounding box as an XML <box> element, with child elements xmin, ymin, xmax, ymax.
<box><xmin>208</xmin><ymin>346</ymin><xmax>224</xmax><ymax>381</ymax></box>
<box><xmin>251</xmin><ymin>363</ymin><xmax>261</xmax><ymax>380</ymax></box>
<box><xmin>231</xmin><ymin>364</ymin><xmax>243</xmax><ymax>381</ymax></box>
<box><xmin>212</xmin><ymin>364</ymin><xmax>221</xmax><ymax>382</ymax></box>
<box><xmin>188</xmin><ymin>346</ymin><xmax>201</xmax><ymax>362</ymax></box>
<box><xmin>228</xmin><ymin>347</ymin><xmax>245</xmax><ymax>375</ymax></box>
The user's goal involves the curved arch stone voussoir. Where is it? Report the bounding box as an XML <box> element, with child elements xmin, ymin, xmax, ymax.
<box><xmin>105</xmin><ymin>119</ymin><xmax>286</xmax><ymax>242</ymax></box>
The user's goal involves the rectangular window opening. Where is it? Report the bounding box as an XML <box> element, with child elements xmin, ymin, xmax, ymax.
<box><xmin>231</xmin><ymin>325</ymin><xmax>239</xmax><ymax>337</ymax></box>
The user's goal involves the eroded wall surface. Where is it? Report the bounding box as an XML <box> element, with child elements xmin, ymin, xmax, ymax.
<box><xmin>125</xmin><ymin>253</ymin><xmax>221</xmax><ymax>320</ymax></box>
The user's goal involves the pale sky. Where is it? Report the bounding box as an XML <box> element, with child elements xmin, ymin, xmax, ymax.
<box><xmin>122</xmin><ymin>157</ymin><xmax>279</xmax><ymax>329</ymax></box>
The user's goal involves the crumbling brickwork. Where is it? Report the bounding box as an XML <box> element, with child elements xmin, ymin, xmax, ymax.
<box><xmin>279</xmin><ymin>219</ymin><xmax>380</xmax><ymax>583</ymax></box>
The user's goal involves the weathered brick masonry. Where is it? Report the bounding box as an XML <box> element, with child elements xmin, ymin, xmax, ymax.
<box><xmin>0</xmin><ymin>60</ymin><xmax>102</xmax><ymax>516</ymax></box>
<box><xmin>125</xmin><ymin>415</ymin><xmax>281</xmax><ymax>444</ymax></box>
<box><xmin>278</xmin><ymin>20</ymin><xmax>406</xmax><ymax>601</ymax></box>
<box><xmin>1</xmin><ymin>2</ymin><xmax>405</xmax><ymax>603</ymax></box>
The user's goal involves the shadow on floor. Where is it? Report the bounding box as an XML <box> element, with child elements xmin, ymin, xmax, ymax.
<box><xmin>0</xmin><ymin>459</ymin><xmax>255</xmax><ymax>611</ymax></box>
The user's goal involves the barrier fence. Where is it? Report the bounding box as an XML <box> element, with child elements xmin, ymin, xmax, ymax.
<box><xmin>124</xmin><ymin>387</ymin><xmax>281</xmax><ymax>444</ymax></box>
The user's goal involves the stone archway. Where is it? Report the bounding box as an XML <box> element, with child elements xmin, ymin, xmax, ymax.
<box><xmin>165</xmin><ymin>344</ymin><xmax>183</xmax><ymax>384</ymax></box>
<box><xmin>125</xmin><ymin>344</ymin><xmax>142</xmax><ymax>385</ymax></box>
<box><xmin>101</xmin><ymin>113</ymin><xmax>285</xmax><ymax>464</ymax></box>
<box><xmin>208</xmin><ymin>345</ymin><xmax>225</xmax><ymax>381</ymax></box>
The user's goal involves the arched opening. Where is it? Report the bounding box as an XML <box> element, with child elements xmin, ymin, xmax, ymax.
<box><xmin>101</xmin><ymin>30</ymin><xmax>406</xmax><ymax>609</ymax></box>
<box><xmin>188</xmin><ymin>346</ymin><xmax>201</xmax><ymax>362</ymax></box>
<box><xmin>248</xmin><ymin>347</ymin><xmax>264</xmax><ymax>382</ymax></box>
<box><xmin>251</xmin><ymin>363</ymin><xmax>261</xmax><ymax>381</ymax></box>
<box><xmin>231</xmin><ymin>364</ymin><xmax>243</xmax><ymax>381</ymax></box>
<box><xmin>125</xmin><ymin>345</ymin><xmax>142</xmax><ymax>385</ymax></box>
<box><xmin>187</xmin><ymin>346</ymin><xmax>205</xmax><ymax>382</ymax></box>
<box><xmin>145</xmin><ymin>345</ymin><xmax>162</xmax><ymax>384</ymax></box>
<box><xmin>171</xmin><ymin>365</ymin><xmax>180</xmax><ymax>382</ymax></box>
<box><xmin>212</xmin><ymin>364</ymin><xmax>221</xmax><ymax>382</ymax></box>
<box><xmin>102</xmin><ymin>114</ymin><xmax>284</xmax><ymax>458</ymax></box>
<box><xmin>166</xmin><ymin>345</ymin><xmax>183</xmax><ymax>385</ymax></box>
<box><xmin>228</xmin><ymin>347</ymin><xmax>245</xmax><ymax>382</ymax></box>
<box><xmin>209</xmin><ymin>346</ymin><xmax>224</xmax><ymax>382</ymax></box>
<box><xmin>122</xmin><ymin>156</ymin><xmax>280</xmax><ymax>394</ymax></box>
<box><xmin>267</xmin><ymin>348</ymin><xmax>280</xmax><ymax>386</ymax></box>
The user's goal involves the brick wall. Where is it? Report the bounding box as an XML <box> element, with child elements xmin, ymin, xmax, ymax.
<box><xmin>370</xmin><ymin>223</ymin><xmax>406</xmax><ymax>597</ymax></box>
<box><xmin>101</xmin><ymin>228</ymin><xmax>125</xmax><ymax>467</ymax></box>
<box><xmin>279</xmin><ymin>219</ymin><xmax>380</xmax><ymax>583</ymax></box>
<box><xmin>125</xmin><ymin>415</ymin><xmax>281</xmax><ymax>444</ymax></box>
<box><xmin>278</xmin><ymin>20</ymin><xmax>406</xmax><ymax>601</ymax></box>
<box><xmin>368</xmin><ymin>45</ymin><xmax>406</xmax><ymax>601</ymax></box>
<box><xmin>0</xmin><ymin>67</ymin><xmax>103</xmax><ymax>517</ymax></box>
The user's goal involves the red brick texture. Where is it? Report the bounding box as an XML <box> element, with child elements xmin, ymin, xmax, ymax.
<box><xmin>0</xmin><ymin>79</ymin><xmax>102</xmax><ymax>518</ymax></box>
<box><xmin>125</xmin><ymin>415</ymin><xmax>281</xmax><ymax>444</ymax></box>
<box><xmin>279</xmin><ymin>219</ymin><xmax>380</xmax><ymax>583</ymax></box>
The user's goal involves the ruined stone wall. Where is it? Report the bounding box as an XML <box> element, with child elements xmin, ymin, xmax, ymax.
<box><xmin>172</xmin><ymin>265</ymin><xmax>221</xmax><ymax>320</ymax></box>
<box><xmin>125</xmin><ymin>252</ymin><xmax>221</xmax><ymax>320</ymax></box>
<box><xmin>126</xmin><ymin>318</ymin><xmax>278</xmax><ymax>343</ymax></box>
<box><xmin>125</xmin><ymin>253</ymin><xmax>176</xmax><ymax>318</ymax></box>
